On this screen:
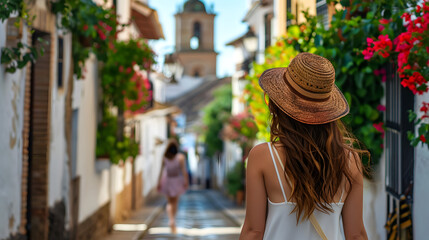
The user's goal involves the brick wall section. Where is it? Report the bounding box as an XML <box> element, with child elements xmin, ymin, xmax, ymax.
<box><xmin>134</xmin><ymin>171</ymin><xmax>143</xmax><ymax>209</ymax></box>
<box><xmin>29</xmin><ymin>32</ymin><xmax>52</xmax><ymax>240</ymax></box>
<box><xmin>19</xmin><ymin>28</ymin><xmax>33</xmax><ymax>235</ymax></box>
<box><xmin>77</xmin><ymin>202</ymin><xmax>111</xmax><ymax>240</ymax></box>
<box><xmin>114</xmin><ymin>181</ymin><xmax>133</xmax><ymax>223</ymax></box>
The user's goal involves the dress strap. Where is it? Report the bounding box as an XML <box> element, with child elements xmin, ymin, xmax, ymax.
<box><xmin>338</xmin><ymin>186</ymin><xmax>345</xmax><ymax>204</ymax></box>
<box><xmin>271</xmin><ymin>144</ymin><xmax>293</xmax><ymax>186</ymax></box>
<box><xmin>267</xmin><ymin>142</ymin><xmax>287</xmax><ymax>202</ymax></box>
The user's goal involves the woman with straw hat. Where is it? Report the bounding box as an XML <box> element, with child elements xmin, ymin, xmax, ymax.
<box><xmin>239</xmin><ymin>52</ymin><xmax>368</xmax><ymax>240</ymax></box>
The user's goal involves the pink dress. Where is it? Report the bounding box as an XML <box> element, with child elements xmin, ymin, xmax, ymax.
<box><xmin>160</xmin><ymin>155</ymin><xmax>186</xmax><ymax>197</ymax></box>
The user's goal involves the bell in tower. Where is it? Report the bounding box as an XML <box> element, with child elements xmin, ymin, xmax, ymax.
<box><xmin>174</xmin><ymin>0</ymin><xmax>217</xmax><ymax>79</ymax></box>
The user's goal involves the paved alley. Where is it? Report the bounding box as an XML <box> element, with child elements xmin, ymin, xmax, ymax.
<box><xmin>142</xmin><ymin>190</ymin><xmax>242</xmax><ymax>240</ymax></box>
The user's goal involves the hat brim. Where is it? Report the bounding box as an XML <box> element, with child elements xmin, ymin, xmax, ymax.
<box><xmin>259</xmin><ymin>67</ymin><xmax>349</xmax><ymax>125</ymax></box>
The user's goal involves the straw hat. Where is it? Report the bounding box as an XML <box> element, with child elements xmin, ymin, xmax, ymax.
<box><xmin>259</xmin><ymin>52</ymin><xmax>349</xmax><ymax>125</ymax></box>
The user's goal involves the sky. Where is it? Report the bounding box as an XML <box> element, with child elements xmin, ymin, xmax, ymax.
<box><xmin>148</xmin><ymin>0</ymin><xmax>249</xmax><ymax>77</ymax></box>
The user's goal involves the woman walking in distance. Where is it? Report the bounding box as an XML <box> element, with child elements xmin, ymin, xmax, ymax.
<box><xmin>240</xmin><ymin>53</ymin><xmax>368</xmax><ymax>240</ymax></box>
<box><xmin>158</xmin><ymin>140</ymin><xmax>189</xmax><ymax>234</ymax></box>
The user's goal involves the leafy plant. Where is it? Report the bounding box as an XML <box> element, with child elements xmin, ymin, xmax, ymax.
<box><xmin>226</xmin><ymin>161</ymin><xmax>244</xmax><ymax>196</ymax></box>
<box><xmin>51</xmin><ymin>0</ymin><xmax>120</xmax><ymax>78</ymax></box>
<box><xmin>96</xmin><ymin>39</ymin><xmax>154</xmax><ymax>164</ymax></box>
<box><xmin>0</xmin><ymin>0</ymin><xmax>23</xmax><ymax>22</ymax></box>
<box><xmin>1</xmin><ymin>39</ymin><xmax>47</xmax><ymax>73</ymax></box>
<box><xmin>1</xmin><ymin>0</ymin><xmax>45</xmax><ymax>73</ymax></box>
<box><xmin>223</xmin><ymin>111</ymin><xmax>258</xmax><ymax>149</ymax></box>
<box><xmin>363</xmin><ymin>0</ymin><xmax>429</xmax><ymax>148</ymax></box>
<box><xmin>96</xmin><ymin>111</ymin><xmax>139</xmax><ymax>164</ymax></box>
<box><xmin>101</xmin><ymin>39</ymin><xmax>155</xmax><ymax>112</ymax></box>
<box><xmin>202</xmin><ymin>85</ymin><xmax>232</xmax><ymax>157</ymax></box>
<box><xmin>408</xmin><ymin>102</ymin><xmax>429</xmax><ymax>148</ymax></box>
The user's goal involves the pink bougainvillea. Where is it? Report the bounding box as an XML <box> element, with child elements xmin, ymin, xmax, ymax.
<box><xmin>363</xmin><ymin>1</ymin><xmax>429</xmax><ymax>147</ymax></box>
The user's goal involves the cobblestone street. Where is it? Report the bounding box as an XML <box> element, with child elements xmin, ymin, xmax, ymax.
<box><xmin>142</xmin><ymin>190</ymin><xmax>242</xmax><ymax>240</ymax></box>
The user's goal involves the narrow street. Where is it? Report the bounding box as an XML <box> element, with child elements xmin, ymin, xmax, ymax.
<box><xmin>142</xmin><ymin>190</ymin><xmax>242</xmax><ymax>239</ymax></box>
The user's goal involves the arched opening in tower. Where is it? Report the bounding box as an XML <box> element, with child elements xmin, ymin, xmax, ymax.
<box><xmin>190</xmin><ymin>21</ymin><xmax>201</xmax><ymax>50</ymax></box>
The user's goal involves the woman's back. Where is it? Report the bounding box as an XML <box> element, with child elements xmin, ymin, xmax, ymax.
<box><xmin>164</xmin><ymin>155</ymin><xmax>182</xmax><ymax>177</ymax></box>
<box><xmin>239</xmin><ymin>53</ymin><xmax>367</xmax><ymax>240</ymax></box>
<box><xmin>262</xmin><ymin>142</ymin><xmax>346</xmax><ymax>240</ymax></box>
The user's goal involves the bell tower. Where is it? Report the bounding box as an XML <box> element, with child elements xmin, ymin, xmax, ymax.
<box><xmin>174</xmin><ymin>0</ymin><xmax>217</xmax><ymax>79</ymax></box>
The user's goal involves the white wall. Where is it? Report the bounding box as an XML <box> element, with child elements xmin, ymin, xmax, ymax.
<box><xmin>153</xmin><ymin>73</ymin><xmax>166</xmax><ymax>103</ymax></box>
<box><xmin>363</xmin><ymin>158</ymin><xmax>387</xmax><ymax>240</ymax></box>
<box><xmin>164</xmin><ymin>75</ymin><xmax>204</xmax><ymax>102</ymax></box>
<box><xmin>48</xmin><ymin>33</ymin><xmax>73</xmax><ymax>231</ymax></box>
<box><xmin>413</xmin><ymin>93</ymin><xmax>429</xmax><ymax>240</ymax></box>
<box><xmin>75</xmin><ymin>54</ymin><xmax>111</xmax><ymax>223</ymax></box>
<box><xmin>245</xmin><ymin>4</ymin><xmax>272</xmax><ymax>64</ymax></box>
<box><xmin>135</xmin><ymin>112</ymin><xmax>168</xmax><ymax>196</ymax></box>
<box><xmin>0</xmin><ymin>20</ymin><xmax>27</xmax><ymax>238</ymax></box>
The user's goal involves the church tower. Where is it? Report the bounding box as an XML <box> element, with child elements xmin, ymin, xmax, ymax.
<box><xmin>174</xmin><ymin>0</ymin><xmax>217</xmax><ymax>79</ymax></box>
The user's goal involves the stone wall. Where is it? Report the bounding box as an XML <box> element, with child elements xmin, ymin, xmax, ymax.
<box><xmin>77</xmin><ymin>202</ymin><xmax>111</xmax><ymax>240</ymax></box>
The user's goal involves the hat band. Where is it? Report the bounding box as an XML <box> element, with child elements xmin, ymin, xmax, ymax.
<box><xmin>284</xmin><ymin>70</ymin><xmax>331</xmax><ymax>101</ymax></box>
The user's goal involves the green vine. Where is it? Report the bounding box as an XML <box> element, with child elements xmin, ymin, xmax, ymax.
<box><xmin>96</xmin><ymin>39</ymin><xmax>155</xmax><ymax>164</ymax></box>
<box><xmin>0</xmin><ymin>0</ymin><xmax>23</xmax><ymax>22</ymax></box>
<box><xmin>1</xmin><ymin>0</ymin><xmax>45</xmax><ymax>73</ymax></box>
<box><xmin>202</xmin><ymin>85</ymin><xmax>232</xmax><ymax>157</ymax></box>
<box><xmin>96</xmin><ymin>110</ymin><xmax>139</xmax><ymax>164</ymax></box>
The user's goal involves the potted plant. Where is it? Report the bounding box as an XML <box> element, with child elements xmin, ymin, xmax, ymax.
<box><xmin>226</xmin><ymin>161</ymin><xmax>245</xmax><ymax>205</ymax></box>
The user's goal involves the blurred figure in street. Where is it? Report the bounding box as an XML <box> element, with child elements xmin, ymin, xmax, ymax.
<box><xmin>240</xmin><ymin>53</ymin><xmax>368</xmax><ymax>240</ymax></box>
<box><xmin>157</xmin><ymin>140</ymin><xmax>189</xmax><ymax>234</ymax></box>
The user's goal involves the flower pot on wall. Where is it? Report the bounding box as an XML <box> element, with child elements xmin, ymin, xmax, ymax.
<box><xmin>236</xmin><ymin>190</ymin><xmax>244</xmax><ymax>206</ymax></box>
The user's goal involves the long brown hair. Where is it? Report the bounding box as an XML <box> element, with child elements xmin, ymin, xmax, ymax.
<box><xmin>268</xmin><ymin>100</ymin><xmax>368</xmax><ymax>223</ymax></box>
<box><xmin>164</xmin><ymin>140</ymin><xmax>179</xmax><ymax>159</ymax></box>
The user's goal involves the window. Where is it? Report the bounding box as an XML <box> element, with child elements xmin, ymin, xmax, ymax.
<box><xmin>316</xmin><ymin>0</ymin><xmax>329</xmax><ymax>29</ymax></box>
<box><xmin>193</xmin><ymin>70</ymin><xmax>200</xmax><ymax>77</ymax></box>
<box><xmin>286</xmin><ymin>0</ymin><xmax>292</xmax><ymax>27</ymax></box>
<box><xmin>190</xmin><ymin>21</ymin><xmax>201</xmax><ymax>50</ymax></box>
<box><xmin>264</xmin><ymin>13</ymin><xmax>272</xmax><ymax>48</ymax></box>
<box><xmin>385</xmin><ymin>63</ymin><xmax>415</xmax><ymax>238</ymax></box>
<box><xmin>57</xmin><ymin>38</ymin><xmax>64</xmax><ymax>89</ymax></box>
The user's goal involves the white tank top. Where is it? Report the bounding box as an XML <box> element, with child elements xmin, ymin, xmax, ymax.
<box><xmin>263</xmin><ymin>143</ymin><xmax>345</xmax><ymax>240</ymax></box>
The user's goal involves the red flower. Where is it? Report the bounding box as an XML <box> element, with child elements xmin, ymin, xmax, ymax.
<box><xmin>402</xmin><ymin>12</ymin><xmax>411</xmax><ymax>21</ymax></box>
<box><xmin>420</xmin><ymin>135</ymin><xmax>426</xmax><ymax>143</ymax></box>
<box><xmin>379</xmin><ymin>19</ymin><xmax>391</xmax><ymax>25</ymax></box>
<box><xmin>246</xmin><ymin>121</ymin><xmax>255</xmax><ymax>128</ymax></box>
<box><xmin>362</xmin><ymin>48</ymin><xmax>374</xmax><ymax>60</ymax></box>
<box><xmin>377</xmin><ymin>104</ymin><xmax>386</xmax><ymax>112</ymax></box>
<box><xmin>97</xmin><ymin>29</ymin><xmax>107</xmax><ymax>40</ymax></box>
<box><xmin>373</xmin><ymin>122</ymin><xmax>385</xmax><ymax>138</ymax></box>
<box><xmin>83</xmin><ymin>24</ymin><xmax>89</xmax><ymax>31</ymax></box>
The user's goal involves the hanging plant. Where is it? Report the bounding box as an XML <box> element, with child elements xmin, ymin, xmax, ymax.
<box><xmin>96</xmin><ymin>38</ymin><xmax>155</xmax><ymax>164</ymax></box>
<box><xmin>101</xmin><ymin>39</ymin><xmax>155</xmax><ymax>112</ymax></box>
<box><xmin>51</xmin><ymin>0</ymin><xmax>122</xmax><ymax>78</ymax></box>
<box><xmin>223</xmin><ymin>111</ymin><xmax>258</xmax><ymax>150</ymax></box>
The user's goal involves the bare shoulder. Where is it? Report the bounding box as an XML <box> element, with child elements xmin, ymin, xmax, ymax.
<box><xmin>346</xmin><ymin>149</ymin><xmax>363</xmax><ymax>183</ymax></box>
<box><xmin>177</xmin><ymin>153</ymin><xmax>186</xmax><ymax>162</ymax></box>
<box><xmin>247</xmin><ymin>143</ymin><xmax>270</xmax><ymax>167</ymax></box>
